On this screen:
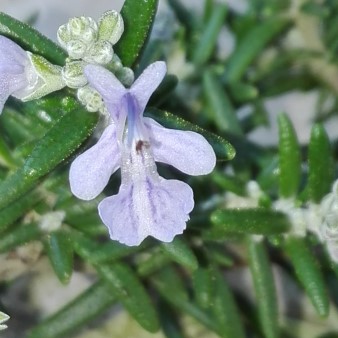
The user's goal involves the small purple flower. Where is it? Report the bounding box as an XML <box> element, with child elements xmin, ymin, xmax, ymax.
<box><xmin>0</xmin><ymin>35</ymin><xmax>37</xmax><ymax>113</ymax></box>
<box><xmin>0</xmin><ymin>35</ymin><xmax>64</xmax><ymax>114</ymax></box>
<box><xmin>69</xmin><ymin>61</ymin><xmax>216</xmax><ymax>246</ymax></box>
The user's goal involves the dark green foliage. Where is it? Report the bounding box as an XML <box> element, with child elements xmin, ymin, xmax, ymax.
<box><xmin>278</xmin><ymin>113</ymin><xmax>301</xmax><ymax>198</ymax></box>
<box><xmin>284</xmin><ymin>237</ymin><xmax>329</xmax><ymax>317</ymax></box>
<box><xmin>1</xmin><ymin>1</ymin><xmax>338</xmax><ymax>338</ymax></box>
<box><xmin>115</xmin><ymin>0</ymin><xmax>159</xmax><ymax>66</ymax></box>
<box><xmin>308</xmin><ymin>124</ymin><xmax>334</xmax><ymax>202</ymax></box>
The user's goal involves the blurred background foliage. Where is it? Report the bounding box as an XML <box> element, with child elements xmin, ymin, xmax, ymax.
<box><xmin>1</xmin><ymin>0</ymin><xmax>338</xmax><ymax>337</ymax></box>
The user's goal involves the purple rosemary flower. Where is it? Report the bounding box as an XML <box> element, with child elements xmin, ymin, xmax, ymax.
<box><xmin>0</xmin><ymin>35</ymin><xmax>37</xmax><ymax>113</ymax></box>
<box><xmin>69</xmin><ymin>61</ymin><xmax>216</xmax><ymax>246</ymax></box>
<box><xmin>0</xmin><ymin>35</ymin><xmax>64</xmax><ymax>114</ymax></box>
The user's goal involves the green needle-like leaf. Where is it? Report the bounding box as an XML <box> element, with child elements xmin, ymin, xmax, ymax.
<box><xmin>97</xmin><ymin>263</ymin><xmax>160</xmax><ymax>333</ymax></box>
<box><xmin>192</xmin><ymin>4</ymin><xmax>227</xmax><ymax>65</ymax></box>
<box><xmin>308</xmin><ymin>124</ymin><xmax>334</xmax><ymax>202</ymax></box>
<box><xmin>0</xmin><ymin>134</ymin><xmax>17</xmax><ymax>168</ymax></box>
<box><xmin>44</xmin><ymin>231</ymin><xmax>74</xmax><ymax>285</ymax></box>
<box><xmin>247</xmin><ymin>237</ymin><xmax>279</xmax><ymax>338</ymax></box>
<box><xmin>0</xmin><ymin>109</ymin><xmax>98</xmax><ymax>210</ymax></box>
<box><xmin>27</xmin><ymin>280</ymin><xmax>117</xmax><ymax>338</ymax></box>
<box><xmin>0</xmin><ymin>190</ymin><xmax>41</xmax><ymax>233</ymax></box>
<box><xmin>115</xmin><ymin>0</ymin><xmax>158</xmax><ymax>67</ymax></box>
<box><xmin>278</xmin><ymin>113</ymin><xmax>301</xmax><ymax>198</ymax></box>
<box><xmin>159</xmin><ymin>301</ymin><xmax>185</xmax><ymax>338</ymax></box>
<box><xmin>146</xmin><ymin>108</ymin><xmax>236</xmax><ymax>161</ymax></box>
<box><xmin>0</xmin><ymin>12</ymin><xmax>67</xmax><ymax>65</ymax></box>
<box><xmin>208</xmin><ymin>208</ymin><xmax>291</xmax><ymax>238</ymax></box>
<box><xmin>153</xmin><ymin>267</ymin><xmax>219</xmax><ymax>333</ymax></box>
<box><xmin>0</xmin><ymin>223</ymin><xmax>40</xmax><ymax>252</ymax></box>
<box><xmin>212</xmin><ymin>268</ymin><xmax>246</xmax><ymax>338</ymax></box>
<box><xmin>193</xmin><ymin>267</ymin><xmax>215</xmax><ymax>309</ymax></box>
<box><xmin>72</xmin><ymin>232</ymin><xmax>159</xmax><ymax>332</ymax></box>
<box><xmin>167</xmin><ymin>0</ymin><xmax>196</xmax><ymax>32</ymax></box>
<box><xmin>161</xmin><ymin>237</ymin><xmax>198</xmax><ymax>271</ymax></box>
<box><xmin>284</xmin><ymin>236</ymin><xmax>329</xmax><ymax>317</ymax></box>
<box><xmin>203</xmin><ymin>70</ymin><xmax>243</xmax><ymax>135</ymax></box>
<box><xmin>224</xmin><ymin>17</ymin><xmax>290</xmax><ymax>83</ymax></box>
<box><xmin>90</xmin><ymin>241</ymin><xmax>141</xmax><ymax>263</ymax></box>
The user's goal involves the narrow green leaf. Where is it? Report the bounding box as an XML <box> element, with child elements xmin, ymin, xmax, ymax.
<box><xmin>159</xmin><ymin>301</ymin><xmax>185</xmax><ymax>338</ymax></box>
<box><xmin>1</xmin><ymin>107</ymin><xmax>45</xmax><ymax>145</ymax></box>
<box><xmin>0</xmin><ymin>223</ymin><xmax>40</xmax><ymax>253</ymax></box>
<box><xmin>0</xmin><ymin>190</ymin><xmax>41</xmax><ymax>233</ymax></box>
<box><xmin>167</xmin><ymin>0</ymin><xmax>196</xmax><ymax>31</ymax></box>
<box><xmin>193</xmin><ymin>267</ymin><xmax>214</xmax><ymax>309</ymax></box>
<box><xmin>89</xmin><ymin>241</ymin><xmax>141</xmax><ymax>263</ymax></box>
<box><xmin>208</xmin><ymin>208</ymin><xmax>291</xmax><ymax>238</ymax></box>
<box><xmin>72</xmin><ymin>229</ymin><xmax>159</xmax><ymax>332</ymax></box>
<box><xmin>192</xmin><ymin>4</ymin><xmax>227</xmax><ymax>65</ymax></box>
<box><xmin>0</xmin><ymin>134</ymin><xmax>17</xmax><ymax>168</ymax></box>
<box><xmin>153</xmin><ymin>267</ymin><xmax>219</xmax><ymax>333</ymax></box>
<box><xmin>212</xmin><ymin>268</ymin><xmax>246</xmax><ymax>338</ymax></box>
<box><xmin>97</xmin><ymin>263</ymin><xmax>160</xmax><ymax>333</ymax></box>
<box><xmin>115</xmin><ymin>0</ymin><xmax>158</xmax><ymax>67</ymax></box>
<box><xmin>211</xmin><ymin>171</ymin><xmax>246</xmax><ymax>196</ymax></box>
<box><xmin>0</xmin><ymin>109</ymin><xmax>98</xmax><ymax>210</ymax></box>
<box><xmin>146</xmin><ymin>108</ymin><xmax>236</xmax><ymax>161</ymax></box>
<box><xmin>207</xmin><ymin>244</ymin><xmax>234</xmax><ymax>267</ymax></box>
<box><xmin>44</xmin><ymin>231</ymin><xmax>73</xmax><ymax>284</ymax></box>
<box><xmin>137</xmin><ymin>250</ymin><xmax>172</xmax><ymax>277</ymax></box>
<box><xmin>228</xmin><ymin>82</ymin><xmax>259</xmax><ymax>102</ymax></box>
<box><xmin>71</xmin><ymin>231</ymin><xmax>141</xmax><ymax>264</ymax></box>
<box><xmin>308</xmin><ymin>124</ymin><xmax>334</xmax><ymax>202</ymax></box>
<box><xmin>247</xmin><ymin>237</ymin><xmax>279</xmax><ymax>338</ymax></box>
<box><xmin>0</xmin><ymin>12</ymin><xmax>67</xmax><ymax>65</ymax></box>
<box><xmin>27</xmin><ymin>280</ymin><xmax>117</xmax><ymax>338</ymax></box>
<box><xmin>161</xmin><ymin>238</ymin><xmax>198</xmax><ymax>271</ymax></box>
<box><xmin>224</xmin><ymin>18</ymin><xmax>290</xmax><ymax>83</ymax></box>
<box><xmin>284</xmin><ymin>236</ymin><xmax>329</xmax><ymax>317</ymax></box>
<box><xmin>203</xmin><ymin>70</ymin><xmax>242</xmax><ymax>135</ymax></box>
<box><xmin>278</xmin><ymin>113</ymin><xmax>301</xmax><ymax>198</ymax></box>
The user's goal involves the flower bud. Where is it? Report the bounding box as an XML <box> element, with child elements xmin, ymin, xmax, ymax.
<box><xmin>62</xmin><ymin>60</ymin><xmax>87</xmax><ymax>88</ymax></box>
<box><xmin>116</xmin><ymin>67</ymin><xmax>135</xmax><ymax>87</ymax></box>
<box><xmin>77</xmin><ymin>85</ymin><xmax>104</xmax><ymax>112</ymax></box>
<box><xmin>57</xmin><ymin>24</ymin><xmax>71</xmax><ymax>49</ymax></box>
<box><xmin>85</xmin><ymin>40</ymin><xmax>113</xmax><ymax>64</ymax></box>
<box><xmin>98</xmin><ymin>10</ymin><xmax>124</xmax><ymax>44</ymax></box>
<box><xmin>67</xmin><ymin>40</ymin><xmax>87</xmax><ymax>59</ymax></box>
<box><xmin>68</xmin><ymin>16</ymin><xmax>97</xmax><ymax>39</ymax></box>
<box><xmin>16</xmin><ymin>52</ymin><xmax>65</xmax><ymax>101</ymax></box>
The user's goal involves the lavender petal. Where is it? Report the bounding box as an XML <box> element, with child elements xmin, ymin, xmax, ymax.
<box><xmin>69</xmin><ymin>124</ymin><xmax>120</xmax><ymax>200</ymax></box>
<box><xmin>130</xmin><ymin>61</ymin><xmax>166</xmax><ymax>114</ymax></box>
<box><xmin>145</xmin><ymin>117</ymin><xmax>216</xmax><ymax>176</ymax></box>
<box><xmin>0</xmin><ymin>36</ymin><xmax>30</xmax><ymax>113</ymax></box>
<box><xmin>98</xmin><ymin>177</ymin><xmax>194</xmax><ymax>246</ymax></box>
<box><xmin>84</xmin><ymin>64</ymin><xmax>127</xmax><ymax>122</ymax></box>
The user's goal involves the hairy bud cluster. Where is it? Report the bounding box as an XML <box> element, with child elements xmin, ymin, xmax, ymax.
<box><xmin>57</xmin><ymin>11</ymin><xmax>134</xmax><ymax>111</ymax></box>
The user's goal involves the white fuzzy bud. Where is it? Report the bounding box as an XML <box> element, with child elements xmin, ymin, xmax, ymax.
<box><xmin>85</xmin><ymin>40</ymin><xmax>113</xmax><ymax>64</ymax></box>
<box><xmin>57</xmin><ymin>24</ymin><xmax>71</xmax><ymax>49</ymax></box>
<box><xmin>68</xmin><ymin>16</ymin><xmax>97</xmax><ymax>39</ymax></box>
<box><xmin>98</xmin><ymin>10</ymin><xmax>124</xmax><ymax>44</ymax></box>
<box><xmin>62</xmin><ymin>60</ymin><xmax>87</xmax><ymax>88</ymax></box>
<box><xmin>58</xmin><ymin>16</ymin><xmax>98</xmax><ymax>58</ymax></box>
<box><xmin>77</xmin><ymin>85</ymin><xmax>104</xmax><ymax>112</ymax></box>
<box><xmin>67</xmin><ymin>40</ymin><xmax>87</xmax><ymax>59</ymax></box>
